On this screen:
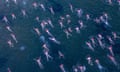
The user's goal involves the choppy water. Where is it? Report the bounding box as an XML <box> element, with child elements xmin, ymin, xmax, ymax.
<box><xmin>0</xmin><ymin>0</ymin><xmax>120</xmax><ymax>72</ymax></box>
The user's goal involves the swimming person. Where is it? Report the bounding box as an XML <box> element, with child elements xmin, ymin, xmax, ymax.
<box><xmin>13</xmin><ymin>0</ymin><xmax>17</xmax><ymax>5</ymax></box>
<box><xmin>90</xmin><ymin>37</ymin><xmax>96</xmax><ymax>47</ymax></box>
<box><xmin>69</xmin><ymin>3</ymin><xmax>74</xmax><ymax>13</ymax></box>
<box><xmin>75</xmin><ymin>27</ymin><xmax>80</xmax><ymax>34</ymax></box>
<box><xmin>11</xmin><ymin>13</ymin><xmax>16</xmax><ymax>20</ymax></box>
<box><xmin>6</xmin><ymin>26</ymin><xmax>13</xmax><ymax>32</ymax></box>
<box><xmin>35</xmin><ymin>16</ymin><xmax>40</xmax><ymax>23</ymax></box>
<box><xmin>32</xmin><ymin>2</ymin><xmax>38</xmax><ymax>9</ymax></box>
<box><xmin>34</xmin><ymin>57</ymin><xmax>44</xmax><ymax>69</ymax></box>
<box><xmin>96</xmin><ymin>37</ymin><xmax>105</xmax><ymax>49</ymax></box>
<box><xmin>59</xmin><ymin>20</ymin><xmax>65</xmax><ymax>29</ymax></box>
<box><xmin>21</xmin><ymin>9</ymin><xmax>27</xmax><ymax>17</ymax></box>
<box><xmin>63</xmin><ymin>29</ymin><xmax>72</xmax><ymax>39</ymax></box>
<box><xmin>39</xmin><ymin>3</ymin><xmax>46</xmax><ymax>11</ymax></box>
<box><xmin>43</xmin><ymin>49</ymin><xmax>53</xmax><ymax>61</ymax></box>
<box><xmin>95</xmin><ymin>59</ymin><xmax>107</xmax><ymax>72</ymax></box>
<box><xmin>59</xmin><ymin>64</ymin><xmax>66</xmax><ymax>72</ymax></box>
<box><xmin>108</xmin><ymin>46</ymin><xmax>114</xmax><ymax>56</ymax></box>
<box><xmin>86</xmin><ymin>56</ymin><xmax>93</xmax><ymax>66</ymax></box>
<box><xmin>2</xmin><ymin>16</ymin><xmax>9</xmax><ymax>24</ymax></box>
<box><xmin>7</xmin><ymin>67</ymin><xmax>12</xmax><ymax>72</ymax></box>
<box><xmin>33</xmin><ymin>28</ymin><xmax>41</xmax><ymax>36</ymax></box>
<box><xmin>78</xmin><ymin>65</ymin><xmax>86</xmax><ymax>72</ymax></box>
<box><xmin>10</xmin><ymin>33</ymin><xmax>18</xmax><ymax>43</ymax></box>
<box><xmin>45</xmin><ymin>29</ymin><xmax>54</xmax><ymax>37</ymax></box>
<box><xmin>58</xmin><ymin>51</ymin><xmax>65</xmax><ymax>59</ymax></box>
<box><xmin>47</xmin><ymin>18</ymin><xmax>54</xmax><ymax>28</ymax></box>
<box><xmin>7</xmin><ymin>40</ymin><xmax>14</xmax><ymax>48</ymax></box>
<box><xmin>76</xmin><ymin>8</ymin><xmax>83</xmax><ymax>18</ymax></box>
<box><xmin>49</xmin><ymin>7</ymin><xmax>55</xmax><ymax>15</ymax></box>
<box><xmin>107</xmin><ymin>54</ymin><xmax>118</xmax><ymax>67</ymax></box>
<box><xmin>86</xmin><ymin>14</ymin><xmax>91</xmax><ymax>20</ymax></box>
<box><xmin>86</xmin><ymin>41</ymin><xmax>94</xmax><ymax>51</ymax></box>
<box><xmin>49</xmin><ymin>37</ymin><xmax>61</xmax><ymax>44</ymax></box>
<box><xmin>78</xmin><ymin>20</ymin><xmax>85</xmax><ymax>29</ymax></box>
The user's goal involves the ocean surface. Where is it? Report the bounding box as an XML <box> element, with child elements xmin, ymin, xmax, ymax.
<box><xmin>0</xmin><ymin>0</ymin><xmax>120</xmax><ymax>72</ymax></box>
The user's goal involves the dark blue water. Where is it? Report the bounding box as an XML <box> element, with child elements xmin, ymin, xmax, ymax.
<box><xmin>0</xmin><ymin>0</ymin><xmax>120</xmax><ymax>72</ymax></box>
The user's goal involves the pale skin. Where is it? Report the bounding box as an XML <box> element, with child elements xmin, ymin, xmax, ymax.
<box><xmin>34</xmin><ymin>57</ymin><xmax>44</xmax><ymax>69</ymax></box>
<box><xmin>33</xmin><ymin>28</ymin><xmax>41</xmax><ymax>36</ymax></box>
<box><xmin>7</xmin><ymin>40</ymin><xmax>14</xmax><ymax>48</ymax></box>
<box><xmin>60</xmin><ymin>64</ymin><xmax>66</xmax><ymax>72</ymax></box>
<box><xmin>7</xmin><ymin>67</ymin><xmax>11</xmax><ymax>72</ymax></box>
<box><xmin>10</xmin><ymin>33</ymin><xmax>18</xmax><ymax>43</ymax></box>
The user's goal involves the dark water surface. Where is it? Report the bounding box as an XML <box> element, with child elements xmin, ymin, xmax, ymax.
<box><xmin>0</xmin><ymin>0</ymin><xmax>120</xmax><ymax>72</ymax></box>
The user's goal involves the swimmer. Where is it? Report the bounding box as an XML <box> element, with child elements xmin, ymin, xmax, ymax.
<box><xmin>118</xmin><ymin>0</ymin><xmax>120</xmax><ymax>5</ymax></box>
<box><xmin>2</xmin><ymin>16</ymin><xmax>9</xmax><ymax>24</ymax></box>
<box><xmin>59</xmin><ymin>20</ymin><xmax>65</xmax><ymax>29</ymax></box>
<box><xmin>69</xmin><ymin>3</ymin><xmax>74</xmax><ymax>13</ymax></box>
<box><xmin>106</xmin><ymin>36</ymin><xmax>114</xmax><ymax>45</ymax></box>
<box><xmin>60</xmin><ymin>16</ymin><xmax>65</xmax><ymax>20</ymax></box>
<box><xmin>72</xmin><ymin>66</ymin><xmax>78</xmax><ymax>72</ymax></box>
<box><xmin>42</xmin><ymin>20</ymin><xmax>48</xmax><ymax>26</ymax></box>
<box><xmin>47</xmin><ymin>18</ymin><xmax>54</xmax><ymax>28</ymax></box>
<box><xmin>34</xmin><ymin>57</ymin><xmax>44</xmax><ymax>69</ymax></box>
<box><xmin>13</xmin><ymin>0</ymin><xmax>17</xmax><ymax>4</ymax></box>
<box><xmin>5</xmin><ymin>0</ymin><xmax>9</xmax><ymax>3</ymax></box>
<box><xmin>35</xmin><ymin>16</ymin><xmax>40</xmax><ymax>22</ymax></box>
<box><xmin>78</xmin><ymin>65</ymin><xmax>86</xmax><ymax>72</ymax></box>
<box><xmin>95</xmin><ymin>59</ymin><xmax>106</xmax><ymax>72</ymax></box>
<box><xmin>58</xmin><ymin>51</ymin><xmax>64</xmax><ymax>59</ymax></box>
<box><xmin>67</xmin><ymin>19</ymin><xmax>71</xmax><ymax>24</ymax></box>
<box><xmin>59</xmin><ymin>64</ymin><xmax>66</xmax><ymax>72</ymax></box>
<box><xmin>45</xmin><ymin>29</ymin><xmax>54</xmax><ymax>37</ymax></box>
<box><xmin>108</xmin><ymin>46</ymin><xmax>114</xmax><ymax>56</ymax></box>
<box><xmin>43</xmin><ymin>49</ymin><xmax>53</xmax><ymax>61</ymax></box>
<box><xmin>32</xmin><ymin>2</ymin><xmax>38</xmax><ymax>9</ymax></box>
<box><xmin>111</xmin><ymin>32</ymin><xmax>120</xmax><ymax>39</ymax></box>
<box><xmin>103</xmin><ymin>12</ymin><xmax>109</xmax><ymax>20</ymax></box>
<box><xmin>7</xmin><ymin>67</ymin><xmax>11</xmax><ymax>72</ymax></box>
<box><xmin>86</xmin><ymin>14</ymin><xmax>91</xmax><ymax>20</ymax></box>
<box><xmin>100</xmin><ymin>16</ymin><xmax>105</xmax><ymax>22</ymax></box>
<box><xmin>40</xmin><ymin>22</ymin><xmax>46</xmax><ymax>31</ymax></box>
<box><xmin>49</xmin><ymin>37</ymin><xmax>61</xmax><ymax>44</ymax></box>
<box><xmin>64</xmin><ymin>29</ymin><xmax>72</xmax><ymax>39</ymax></box>
<box><xmin>107</xmin><ymin>54</ymin><xmax>118</xmax><ymax>66</ymax></box>
<box><xmin>97</xmin><ymin>34</ymin><xmax>103</xmax><ymax>40</ymax></box>
<box><xmin>97</xmin><ymin>37</ymin><xmax>105</xmax><ymax>49</ymax></box>
<box><xmin>94</xmin><ymin>18</ymin><xmax>100</xmax><ymax>24</ymax></box>
<box><xmin>11</xmin><ymin>13</ymin><xmax>16</xmax><ymax>20</ymax></box>
<box><xmin>68</xmin><ymin>27</ymin><xmax>73</xmax><ymax>33</ymax></box>
<box><xmin>78</xmin><ymin>20</ymin><xmax>85</xmax><ymax>29</ymax></box>
<box><xmin>76</xmin><ymin>8</ymin><xmax>83</xmax><ymax>18</ymax></box>
<box><xmin>86</xmin><ymin>56</ymin><xmax>93</xmax><ymax>66</ymax></box>
<box><xmin>66</xmin><ymin>14</ymin><xmax>71</xmax><ymax>19</ymax></box>
<box><xmin>33</xmin><ymin>28</ymin><xmax>41</xmax><ymax>36</ymax></box>
<box><xmin>10</xmin><ymin>33</ymin><xmax>18</xmax><ymax>43</ymax></box>
<box><xmin>107</xmin><ymin>0</ymin><xmax>112</xmax><ymax>5</ymax></box>
<box><xmin>75</xmin><ymin>27</ymin><xmax>80</xmax><ymax>34</ymax></box>
<box><xmin>21</xmin><ymin>9</ymin><xmax>27</xmax><ymax>17</ymax></box>
<box><xmin>49</xmin><ymin>7</ymin><xmax>55</xmax><ymax>15</ymax></box>
<box><xmin>86</xmin><ymin>41</ymin><xmax>94</xmax><ymax>51</ymax></box>
<box><xmin>6</xmin><ymin>26</ymin><xmax>13</xmax><ymax>32</ymax></box>
<box><xmin>42</xmin><ymin>43</ymin><xmax>49</xmax><ymax>50</ymax></box>
<box><xmin>100</xmin><ymin>16</ymin><xmax>109</xmax><ymax>26</ymax></box>
<box><xmin>39</xmin><ymin>3</ymin><xmax>46</xmax><ymax>11</ymax></box>
<box><xmin>7</xmin><ymin>40</ymin><xmax>14</xmax><ymax>48</ymax></box>
<box><xmin>90</xmin><ymin>37</ymin><xmax>96</xmax><ymax>47</ymax></box>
